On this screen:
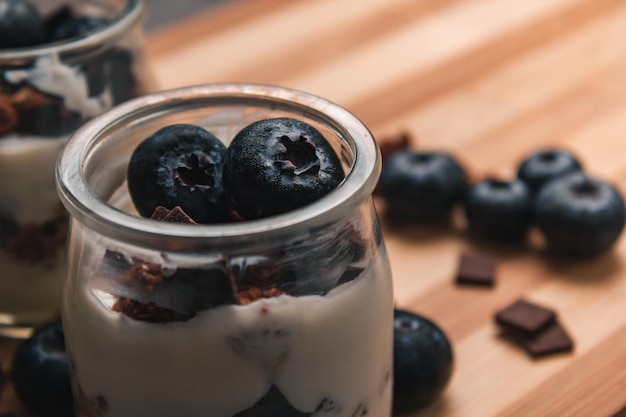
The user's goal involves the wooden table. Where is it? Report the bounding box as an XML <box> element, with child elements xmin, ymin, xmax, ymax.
<box><xmin>147</xmin><ymin>0</ymin><xmax>626</xmax><ymax>416</ymax></box>
<box><xmin>3</xmin><ymin>0</ymin><xmax>626</xmax><ymax>415</ymax></box>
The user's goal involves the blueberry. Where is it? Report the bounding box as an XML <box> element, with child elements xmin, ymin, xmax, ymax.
<box><xmin>378</xmin><ymin>150</ymin><xmax>468</xmax><ymax>223</ymax></box>
<box><xmin>393</xmin><ymin>308</ymin><xmax>454</xmax><ymax>413</ymax></box>
<box><xmin>127</xmin><ymin>124</ymin><xmax>231</xmax><ymax>224</ymax></box>
<box><xmin>464</xmin><ymin>178</ymin><xmax>532</xmax><ymax>242</ymax></box>
<box><xmin>222</xmin><ymin>117</ymin><xmax>345</xmax><ymax>219</ymax></box>
<box><xmin>533</xmin><ymin>172</ymin><xmax>625</xmax><ymax>258</ymax></box>
<box><xmin>49</xmin><ymin>15</ymin><xmax>109</xmax><ymax>41</ymax></box>
<box><xmin>11</xmin><ymin>321</ymin><xmax>74</xmax><ymax>417</ymax></box>
<box><xmin>0</xmin><ymin>0</ymin><xmax>46</xmax><ymax>48</ymax></box>
<box><xmin>517</xmin><ymin>149</ymin><xmax>582</xmax><ymax>193</ymax></box>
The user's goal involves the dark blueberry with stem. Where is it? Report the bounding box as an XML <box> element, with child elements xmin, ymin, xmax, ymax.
<box><xmin>222</xmin><ymin>117</ymin><xmax>345</xmax><ymax>220</ymax></box>
<box><xmin>533</xmin><ymin>172</ymin><xmax>625</xmax><ymax>258</ymax></box>
<box><xmin>517</xmin><ymin>149</ymin><xmax>582</xmax><ymax>193</ymax></box>
<box><xmin>378</xmin><ymin>150</ymin><xmax>468</xmax><ymax>223</ymax></box>
<box><xmin>127</xmin><ymin>124</ymin><xmax>231</xmax><ymax>224</ymax></box>
<box><xmin>393</xmin><ymin>308</ymin><xmax>454</xmax><ymax>413</ymax></box>
<box><xmin>0</xmin><ymin>0</ymin><xmax>46</xmax><ymax>48</ymax></box>
<box><xmin>11</xmin><ymin>321</ymin><xmax>74</xmax><ymax>417</ymax></box>
<box><xmin>464</xmin><ymin>178</ymin><xmax>532</xmax><ymax>242</ymax></box>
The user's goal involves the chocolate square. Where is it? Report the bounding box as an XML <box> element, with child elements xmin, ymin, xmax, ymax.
<box><xmin>495</xmin><ymin>299</ymin><xmax>556</xmax><ymax>335</ymax></box>
<box><xmin>522</xmin><ymin>321</ymin><xmax>574</xmax><ymax>358</ymax></box>
<box><xmin>455</xmin><ymin>252</ymin><xmax>497</xmax><ymax>287</ymax></box>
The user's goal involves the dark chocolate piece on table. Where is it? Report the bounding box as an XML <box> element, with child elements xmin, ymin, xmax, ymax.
<box><xmin>378</xmin><ymin>131</ymin><xmax>411</xmax><ymax>162</ymax></box>
<box><xmin>495</xmin><ymin>298</ymin><xmax>556</xmax><ymax>335</ymax></box>
<box><xmin>522</xmin><ymin>321</ymin><xmax>574</xmax><ymax>358</ymax></box>
<box><xmin>455</xmin><ymin>252</ymin><xmax>497</xmax><ymax>287</ymax></box>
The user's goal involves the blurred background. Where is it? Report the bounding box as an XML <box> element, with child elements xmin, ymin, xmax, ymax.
<box><xmin>146</xmin><ymin>0</ymin><xmax>230</xmax><ymax>30</ymax></box>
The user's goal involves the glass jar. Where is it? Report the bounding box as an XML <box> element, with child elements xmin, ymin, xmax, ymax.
<box><xmin>0</xmin><ymin>0</ymin><xmax>154</xmax><ymax>331</ymax></box>
<box><xmin>56</xmin><ymin>84</ymin><xmax>394</xmax><ymax>417</ymax></box>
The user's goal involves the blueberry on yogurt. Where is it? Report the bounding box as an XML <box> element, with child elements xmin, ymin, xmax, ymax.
<box><xmin>127</xmin><ymin>124</ymin><xmax>232</xmax><ymax>224</ymax></box>
<box><xmin>222</xmin><ymin>117</ymin><xmax>345</xmax><ymax>219</ymax></box>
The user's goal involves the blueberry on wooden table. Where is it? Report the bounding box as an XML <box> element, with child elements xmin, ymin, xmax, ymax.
<box><xmin>533</xmin><ymin>172</ymin><xmax>626</xmax><ymax>258</ymax></box>
<box><xmin>464</xmin><ymin>178</ymin><xmax>532</xmax><ymax>242</ymax></box>
<box><xmin>222</xmin><ymin>117</ymin><xmax>345</xmax><ymax>220</ymax></box>
<box><xmin>127</xmin><ymin>124</ymin><xmax>232</xmax><ymax>224</ymax></box>
<box><xmin>378</xmin><ymin>150</ymin><xmax>468</xmax><ymax>223</ymax></box>
<box><xmin>517</xmin><ymin>149</ymin><xmax>582</xmax><ymax>193</ymax></box>
<box><xmin>11</xmin><ymin>321</ymin><xmax>74</xmax><ymax>417</ymax></box>
<box><xmin>393</xmin><ymin>308</ymin><xmax>454</xmax><ymax>413</ymax></box>
<box><xmin>0</xmin><ymin>0</ymin><xmax>46</xmax><ymax>48</ymax></box>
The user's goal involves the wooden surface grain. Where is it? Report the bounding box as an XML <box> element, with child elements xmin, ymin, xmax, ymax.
<box><xmin>2</xmin><ymin>0</ymin><xmax>626</xmax><ymax>415</ymax></box>
<box><xmin>146</xmin><ymin>0</ymin><xmax>626</xmax><ymax>416</ymax></box>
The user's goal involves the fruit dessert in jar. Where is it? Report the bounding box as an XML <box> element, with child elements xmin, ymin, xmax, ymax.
<box><xmin>0</xmin><ymin>0</ymin><xmax>153</xmax><ymax>329</ymax></box>
<box><xmin>56</xmin><ymin>84</ymin><xmax>394</xmax><ymax>417</ymax></box>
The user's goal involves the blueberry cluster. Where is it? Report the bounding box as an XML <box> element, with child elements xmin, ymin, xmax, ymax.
<box><xmin>378</xmin><ymin>147</ymin><xmax>625</xmax><ymax>259</ymax></box>
<box><xmin>0</xmin><ymin>0</ymin><xmax>106</xmax><ymax>49</ymax></box>
<box><xmin>127</xmin><ymin>118</ymin><xmax>346</xmax><ymax>223</ymax></box>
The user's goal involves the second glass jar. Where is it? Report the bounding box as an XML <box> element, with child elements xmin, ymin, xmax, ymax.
<box><xmin>0</xmin><ymin>0</ymin><xmax>154</xmax><ymax>330</ymax></box>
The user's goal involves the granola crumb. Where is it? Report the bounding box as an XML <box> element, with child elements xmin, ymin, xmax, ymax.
<box><xmin>238</xmin><ymin>287</ymin><xmax>283</xmax><ymax>305</ymax></box>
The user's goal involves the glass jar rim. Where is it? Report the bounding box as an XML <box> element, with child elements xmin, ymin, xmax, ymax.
<box><xmin>56</xmin><ymin>83</ymin><xmax>381</xmax><ymax>249</ymax></box>
<box><xmin>0</xmin><ymin>0</ymin><xmax>147</xmax><ymax>60</ymax></box>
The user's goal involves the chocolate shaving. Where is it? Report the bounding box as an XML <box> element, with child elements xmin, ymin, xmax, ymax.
<box><xmin>150</xmin><ymin>205</ymin><xmax>197</xmax><ymax>224</ymax></box>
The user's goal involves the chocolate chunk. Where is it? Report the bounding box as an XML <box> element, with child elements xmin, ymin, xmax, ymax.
<box><xmin>522</xmin><ymin>321</ymin><xmax>574</xmax><ymax>358</ymax></box>
<box><xmin>112</xmin><ymin>297</ymin><xmax>194</xmax><ymax>323</ymax></box>
<box><xmin>496</xmin><ymin>299</ymin><xmax>574</xmax><ymax>358</ymax></box>
<box><xmin>379</xmin><ymin>131</ymin><xmax>411</xmax><ymax>162</ymax></box>
<box><xmin>495</xmin><ymin>299</ymin><xmax>556</xmax><ymax>335</ymax></box>
<box><xmin>455</xmin><ymin>252</ymin><xmax>497</xmax><ymax>287</ymax></box>
<box><xmin>150</xmin><ymin>206</ymin><xmax>197</xmax><ymax>224</ymax></box>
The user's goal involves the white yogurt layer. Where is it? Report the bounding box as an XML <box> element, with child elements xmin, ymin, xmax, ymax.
<box><xmin>0</xmin><ymin>134</ymin><xmax>66</xmax><ymax>224</ymax></box>
<box><xmin>64</xmin><ymin>247</ymin><xmax>394</xmax><ymax>417</ymax></box>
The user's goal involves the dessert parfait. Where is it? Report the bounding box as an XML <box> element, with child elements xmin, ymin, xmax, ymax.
<box><xmin>56</xmin><ymin>84</ymin><xmax>394</xmax><ymax>416</ymax></box>
<box><xmin>0</xmin><ymin>0</ymin><xmax>152</xmax><ymax>327</ymax></box>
